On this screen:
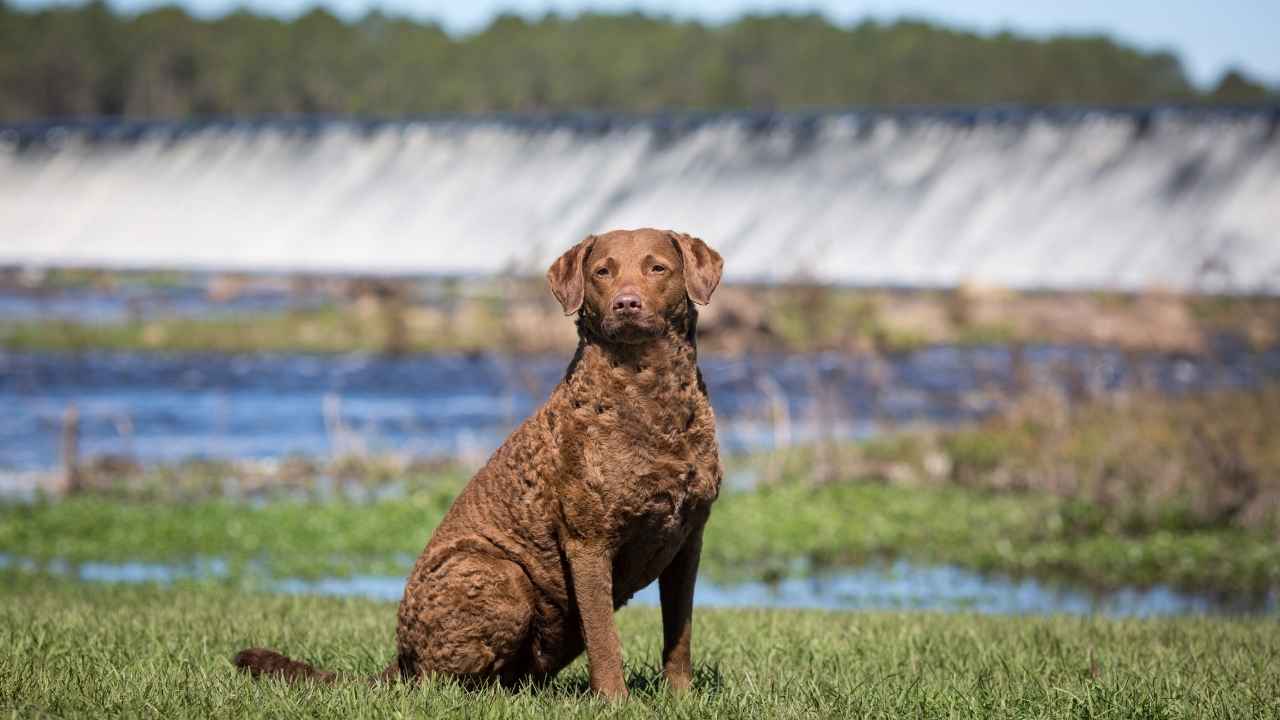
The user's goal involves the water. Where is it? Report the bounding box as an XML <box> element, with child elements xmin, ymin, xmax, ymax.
<box><xmin>1</xmin><ymin>553</ymin><xmax>1270</xmax><ymax>617</ymax></box>
<box><xmin>2</xmin><ymin>345</ymin><xmax>1276</xmax><ymax>472</ymax></box>
<box><xmin>3</xmin><ymin>109</ymin><xmax>1279</xmax><ymax>292</ymax></box>
<box><xmin>280</xmin><ymin>562</ymin><xmax>1277</xmax><ymax>617</ymax></box>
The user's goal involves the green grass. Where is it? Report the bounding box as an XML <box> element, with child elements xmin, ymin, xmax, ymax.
<box><xmin>4</xmin><ymin>479</ymin><xmax>1278</xmax><ymax>592</ymax></box>
<box><xmin>1</xmin><ymin>575</ymin><xmax>1276</xmax><ymax>718</ymax></box>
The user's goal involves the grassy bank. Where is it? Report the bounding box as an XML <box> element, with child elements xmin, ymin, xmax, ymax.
<box><xmin>1</xmin><ymin>576</ymin><xmax>1276</xmax><ymax>718</ymax></box>
<box><xmin>4</xmin><ymin>477</ymin><xmax>1277</xmax><ymax>593</ymax></box>
<box><xmin>790</xmin><ymin>385</ymin><xmax>1280</xmax><ymax>537</ymax></box>
<box><xmin>4</xmin><ymin>277</ymin><xmax>1278</xmax><ymax>355</ymax></box>
<box><xmin>5</xmin><ymin>385</ymin><xmax>1278</xmax><ymax>593</ymax></box>
<box><xmin>0</xmin><ymin>305</ymin><xmax>517</xmax><ymax>356</ymax></box>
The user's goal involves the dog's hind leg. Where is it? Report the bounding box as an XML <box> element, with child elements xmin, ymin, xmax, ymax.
<box><xmin>395</xmin><ymin>552</ymin><xmax>537</xmax><ymax>687</ymax></box>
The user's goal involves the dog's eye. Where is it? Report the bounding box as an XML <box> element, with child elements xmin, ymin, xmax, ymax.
<box><xmin>594</xmin><ymin>267</ymin><xmax>610</xmax><ymax>277</ymax></box>
<box><xmin>651</xmin><ymin>264</ymin><xmax>666</xmax><ymax>274</ymax></box>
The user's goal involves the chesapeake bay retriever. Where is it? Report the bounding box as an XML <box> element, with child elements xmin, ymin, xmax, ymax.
<box><xmin>235</xmin><ymin>229</ymin><xmax>724</xmax><ymax>699</ymax></box>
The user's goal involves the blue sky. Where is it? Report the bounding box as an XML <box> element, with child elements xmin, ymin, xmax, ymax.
<box><xmin>13</xmin><ymin>0</ymin><xmax>1280</xmax><ymax>88</ymax></box>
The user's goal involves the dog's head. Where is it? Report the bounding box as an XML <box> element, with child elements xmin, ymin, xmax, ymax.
<box><xmin>547</xmin><ymin>228</ymin><xmax>723</xmax><ymax>344</ymax></box>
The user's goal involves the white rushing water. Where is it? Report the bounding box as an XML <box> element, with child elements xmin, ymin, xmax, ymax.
<box><xmin>2</xmin><ymin>111</ymin><xmax>1278</xmax><ymax>292</ymax></box>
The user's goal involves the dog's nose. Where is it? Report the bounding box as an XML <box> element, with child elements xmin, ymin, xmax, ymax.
<box><xmin>612</xmin><ymin>293</ymin><xmax>643</xmax><ymax>313</ymax></box>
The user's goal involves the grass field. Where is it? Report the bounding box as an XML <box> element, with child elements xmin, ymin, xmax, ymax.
<box><xmin>1</xmin><ymin>575</ymin><xmax>1276</xmax><ymax>718</ymax></box>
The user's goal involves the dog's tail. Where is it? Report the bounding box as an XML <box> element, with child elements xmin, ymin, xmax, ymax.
<box><xmin>233</xmin><ymin>647</ymin><xmax>404</xmax><ymax>685</ymax></box>
<box><xmin>233</xmin><ymin>648</ymin><xmax>337</xmax><ymax>683</ymax></box>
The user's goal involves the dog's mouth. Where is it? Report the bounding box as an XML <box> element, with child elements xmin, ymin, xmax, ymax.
<box><xmin>599</xmin><ymin>313</ymin><xmax>666</xmax><ymax>344</ymax></box>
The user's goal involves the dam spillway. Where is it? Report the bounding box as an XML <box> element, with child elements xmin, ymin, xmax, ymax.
<box><xmin>1</xmin><ymin>108</ymin><xmax>1278</xmax><ymax>293</ymax></box>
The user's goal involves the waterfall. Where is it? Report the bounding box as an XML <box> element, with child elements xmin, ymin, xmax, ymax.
<box><xmin>2</xmin><ymin>109</ymin><xmax>1278</xmax><ymax>293</ymax></box>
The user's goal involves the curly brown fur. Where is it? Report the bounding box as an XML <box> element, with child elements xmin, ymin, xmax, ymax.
<box><xmin>232</xmin><ymin>648</ymin><xmax>336</xmax><ymax>683</ymax></box>
<box><xmin>234</xmin><ymin>229</ymin><xmax>724</xmax><ymax>699</ymax></box>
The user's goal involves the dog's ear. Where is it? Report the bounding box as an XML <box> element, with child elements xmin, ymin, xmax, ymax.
<box><xmin>667</xmin><ymin>231</ymin><xmax>724</xmax><ymax>305</ymax></box>
<box><xmin>546</xmin><ymin>235</ymin><xmax>596</xmax><ymax>315</ymax></box>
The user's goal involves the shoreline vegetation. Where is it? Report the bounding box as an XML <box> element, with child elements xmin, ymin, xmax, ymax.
<box><xmin>4</xmin><ymin>386</ymin><xmax>1277</xmax><ymax>595</ymax></box>
<box><xmin>3</xmin><ymin>578</ymin><xmax>1277</xmax><ymax>718</ymax></box>
<box><xmin>5</xmin><ymin>477</ymin><xmax>1277</xmax><ymax>596</ymax></box>
<box><xmin>3</xmin><ymin>270</ymin><xmax>1279</xmax><ymax>356</ymax></box>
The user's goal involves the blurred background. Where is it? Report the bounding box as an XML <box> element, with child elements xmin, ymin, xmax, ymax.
<box><xmin>1</xmin><ymin>0</ymin><xmax>1278</xmax><ymax>616</ymax></box>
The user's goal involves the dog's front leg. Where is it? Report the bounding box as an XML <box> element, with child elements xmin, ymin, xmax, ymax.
<box><xmin>564</xmin><ymin>537</ymin><xmax>627</xmax><ymax>699</ymax></box>
<box><xmin>659</xmin><ymin>523</ymin><xmax>703</xmax><ymax>693</ymax></box>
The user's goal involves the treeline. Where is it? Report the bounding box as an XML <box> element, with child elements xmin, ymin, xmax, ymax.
<box><xmin>1</xmin><ymin>0</ymin><xmax>1275</xmax><ymax>121</ymax></box>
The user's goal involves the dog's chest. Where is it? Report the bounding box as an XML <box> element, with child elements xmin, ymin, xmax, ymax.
<box><xmin>588</xmin><ymin>403</ymin><xmax>721</xmax><ymax>541</ymax></box>
<box><xmin>604</xmin><ymin>442</ymin><xmax>719</xmax><ymax>600</ymax></box>
<box><xmin>616</xmin><ymin>455</ymin><xmax>716</xmax><ymax>528</ymax></box>
<box><xmin>557</xmin><ymin>352</ymin><xmax>720</xmax><ymax>539</ymax></box>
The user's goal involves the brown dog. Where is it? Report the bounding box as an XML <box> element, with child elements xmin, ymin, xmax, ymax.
<box><xmin>235</xmin><ymin>229</ymin><xmax>724</xmax><ymax>699</ymax></box>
